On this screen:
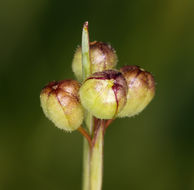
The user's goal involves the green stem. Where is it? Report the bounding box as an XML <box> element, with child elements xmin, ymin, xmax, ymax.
<box><xmin>81</xmin><ymin>21</ymin><xmax>104</xmax><ymax>190</ymax></box>
<box><xmin>82</xmin><ymin>21</ymin><xmax>91</xmax><ymax>81</ymax></box>
<box><xmin>90</xmin><ymin>120</ymin><xmax>104</xmax><ymax>190</ymax></box>
<box><xmin>82</xmin><ymin>113</ymin><xmax>93</xmax><ymax>190</ymax></box>
<box><xmin>82</xmin><ymin>21</ymin><xmax>92</xmax><ymax>190</ymax></box>
<box><xmin>82</xmin><ymin>119</ymin><xmax>104</xmax><ymax>190</ymax></box>
<box><xmin>82</xmin><ymin>138</ymin><xmax>91</xmax><ymax>190</ymax></box>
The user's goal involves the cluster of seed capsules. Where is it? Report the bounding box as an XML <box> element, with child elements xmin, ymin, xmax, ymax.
<box><xmin>40</xmin><ymin>41</ymin><xmax>155</xmax><ymax>132</ymax></box>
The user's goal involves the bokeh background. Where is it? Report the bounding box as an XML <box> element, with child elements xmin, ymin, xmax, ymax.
<box><xmin>0</xmin><ymin>0</ymin><xmax>194</xmax><ymax>190</ymax></box>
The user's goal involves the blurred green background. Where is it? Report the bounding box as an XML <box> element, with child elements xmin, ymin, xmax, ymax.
<box><xmin>0</xmin><ymin>0</ymin><xmax>194</xmax><ymax>190</ymax></box>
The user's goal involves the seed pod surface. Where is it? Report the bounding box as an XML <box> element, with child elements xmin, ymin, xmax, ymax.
<box><xmin>40</xmin><ymin>80</ymin><xmax>84</xmax><ymax>131</ymax></box>
<box><xmin>72</xmin><ymin>41</ymin><xmax>118</xmax><ymax>81</ymax></box>
<box><xmin>118</xmin><ymin>65</ymin><xmax>155</xmax><ymax>118</ymax></box>
<box><xmin>79</xmin><ymin>70</ymin><xmax>127</xmax><ymax>119</ymax></box>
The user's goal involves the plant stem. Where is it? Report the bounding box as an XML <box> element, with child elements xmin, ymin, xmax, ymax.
<box><xmin>82</xmin><ymin>138</ymin><xmax>91</xmax><ymax>190</ymax></box>
<box><xmin>81</xmin><ymin>22</ymin><xmax>104</xmax><ymax>190</ymax></box>
<box><xmin>90</xmin><ymin>120</ymin><xmax>104</xmax><ymax>190</ymax></box>
<box><xmin>82</xmin><ymin>118</ymin><xmax>104</xmax><ymax>190</ymax></box>
<box><xmin>78</xmin><ymin>127</ymin><xmax>92</xmax><ymax>147</ymax></box>
<box><xmin>82</xmin><ymin>21</ymin><xmax>91</xmax><ymax>81</ymax></box>
<box><xmin>82</xmin><ymin>21</ymin><xmax>92</xmax><ymax>190</ymax></box>
<box><xmin>82</xmin><ymin>113</ymin><xmax>93</xmax><ymax>190</ymax></box>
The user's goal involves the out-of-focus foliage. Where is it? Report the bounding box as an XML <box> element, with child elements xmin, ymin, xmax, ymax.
<box><xmin>0</xmin><ymin>0</ymin><xmax>194</xmax><ymax>190</ymax></box>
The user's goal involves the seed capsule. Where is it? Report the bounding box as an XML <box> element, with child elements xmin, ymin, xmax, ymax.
<box><xmin>117</xmin><ymin>65</ymin><xmax>155</xmax><ymax>118</ymax></box>
<box><xmin>40</xmin><ymin>80</ymin><xmax>84</xmax><ymax>132</ymax></box>
<box><xmin>79</xmin><ymin>70</ymin><xmax>127</xmax><ymax>119</ymax></box>
<box><xmin>72</xmin><ymin>41</ymin><xmax>118</xmax><ymax>81</ymax></box>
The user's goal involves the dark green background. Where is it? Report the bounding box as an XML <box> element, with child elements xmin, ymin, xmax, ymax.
<box><xmin>1</xmin><ymin>0</ymin><xmax>194</xmax><ymax>190</ymax></box>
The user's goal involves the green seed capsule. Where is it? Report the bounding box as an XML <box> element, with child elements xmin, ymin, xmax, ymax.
<box><xmin>40</xmin><ymin>80</ymin><xmax>84</xmax><ymax>132</ymax></box>
<box><xmin>117</xmin><ymin>65</ymin><xmax>155</xmax><ymax>118</ymax></box>
<box><xmin>79</xmin><ymin>70</ymin><xmax>127</xmax><ymax>119</ymax></box>
<box><xmin>72</xmin><ymin>41</ymin><xmax>118</xmax><ymax>81</ymax></box>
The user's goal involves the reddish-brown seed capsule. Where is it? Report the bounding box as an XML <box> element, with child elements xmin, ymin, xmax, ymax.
<box><xmin>118</xmin><ymin>65</ymin><xmax>155</xmax><ymax>118</ymax></box>
<box><xmin>72</xmin><ymin>41</ymin><xmax>118</xmax><ymax>81</ymax></box>
<box><xmin>79</xmin><ymin>70</ymin><xmax>127</xmax><ymax>119</ymax></box>
<box><xmin>40</xmin><ymin>80</ymin><xmax>84</xmax><ymax>131</ymax></box>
